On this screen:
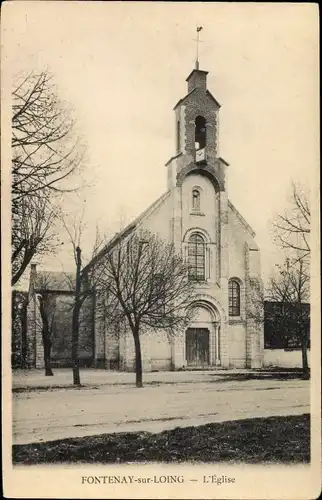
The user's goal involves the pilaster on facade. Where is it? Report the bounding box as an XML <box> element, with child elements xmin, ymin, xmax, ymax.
<box><xmin>213</xmin><ymin>322</ymin><xmax>221</xmax><ymax>365</ymax></box>
<box><xmin>171</xmin><ymin>332</ymin><xmax>186</xmax><ymax>370</ymax></box>
<box><xmin>245</xmin><ymin>243</ymin><xmax>264</xmax><ymax>368</ymax></box>
<box><xmin>218</xmin><ymin>321</ymin><xmax>230</xmax><ymax>368</ymax></box>
<box><xmin>218</xmin><ymin>190</ymin><xmax>229</xmax><ymax>355</ymax></box>
<box><xmin>219</xmin><ymin>190</ymin><xmax>228</xmax><ymax>267</ymax></box>
<box><xmin>171</xmin><ymin>186</ymin><xmax>183</xmax><ymax>257</ymax></box>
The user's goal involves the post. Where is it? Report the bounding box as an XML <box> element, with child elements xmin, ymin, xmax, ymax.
<box><xmin>195</xmin><ymin>26</ymin><xmax>203</xmax><ymax>69</ymax></box>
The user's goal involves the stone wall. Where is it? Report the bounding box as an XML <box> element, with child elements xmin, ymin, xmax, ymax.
<box><xmin>119</xmin><ymin>330</ymin><xmax>153</xmax><ymax>372</ymax></box>
<box><xmin>50</xmin><ymin>295</ymin><xmax>73</xmax><ymax>367</ymax></box>
<box><xmin>177</xmin><ymin>88</ymin><xmax>219</xmax><ymax>160</ymax></box>
<box><xmin>25</xmin><ymin>291</ymin><xmax>95</xmax><ymax>369</ymax></box>
<box><xmin>78</xmin><ymin>295</ymin><xmax>94</xmax><ymax>366</ymax></box>
<box><xmin>263</xmin><ymin>349</ymin><xmax>310</xmax><ymax>369</ymax></box>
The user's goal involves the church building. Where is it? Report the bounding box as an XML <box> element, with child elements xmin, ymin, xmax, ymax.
<box><xmin>22</xmin><ymin>59</ymin><xmax>264</xmax><ymax>372</ymax></box>
<box><xmin>89</xmin><ymin>61</ymin><xmax>264</xmax><ymax>371</ymax></box>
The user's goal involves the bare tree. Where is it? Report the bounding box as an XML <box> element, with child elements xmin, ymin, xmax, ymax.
<box><xmin>12</xmin><ymin>71</ymin><xmax>84</xmax><ymax>201</ymax></box>
<box><xmin>36</xmin><ymin>295</ymin><xmax>56</xmax><ymax>377</ymax></box>
<box><xmin>62</xmin><ymin>213</ymin><xmax>106</xmax><ymax>385</ymax></box>
<box><xmin>273</xmin><ymin>181</ymin><xmax>310</xmax><ymax>261</ymax></box>
<box><xmin>267</xmin><ymin>258</ymin><xmax>310</xmax><ymax>379</ymax></box>
<box><xmin>12</xmin><ymin>70</ymin><xmax>85</xmax><ymax>285</ymax></box>
<box><xmin>271</xmin><ymin>181</ymin><xmax>311</xmax><ymax>377</ymax></box>
<box><xmin>12</xmin><ymin>195</ymin><xmax>59</xmax><ymax>285</ymax></box>
<box><xmin>96</xmin><ymin>230</ymin><xmax>196</xmax><ymax>388</ymax></box>
<box><xmin>34</xmin><ymin>272</ymin><xmax>62</xmax><ymax>377</ymax></box>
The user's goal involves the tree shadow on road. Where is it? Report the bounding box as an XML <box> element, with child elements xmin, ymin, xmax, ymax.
<box><xmin>208</xmin><ymin>369</ymin><xmax>309</xmax><ymax>383</ymax></box>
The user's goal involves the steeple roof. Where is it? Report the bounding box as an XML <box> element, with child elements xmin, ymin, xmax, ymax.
<box><xmin>185</xmin><ymin>68</ymin><xmax>208</xmax><ymax>82</ymax></box>
<box><xmin>173</xmin><ymin>88</ymin><xmax>221</xmax><ymax>110</ymax></box>
<box><xmin>173</xmin><ymin>65</ymin><xmax>221</xmax><ymax>109</ymax></box>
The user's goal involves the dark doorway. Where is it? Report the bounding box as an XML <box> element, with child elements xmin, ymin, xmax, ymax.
<box><xmin>186</xmin><ymin>328</ymin><xmax>210</xmax><ymax>366</ymax></box>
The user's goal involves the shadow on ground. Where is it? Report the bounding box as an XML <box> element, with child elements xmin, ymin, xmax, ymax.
<box><xmin>12</xmin><ymin>368</ymin><xmax>309</xmax><ymax>393</ymax></box>
<box><xmin>208</xmin><ymin>369</ymin><xmax>309</xmax><ymax>383</ymax></box>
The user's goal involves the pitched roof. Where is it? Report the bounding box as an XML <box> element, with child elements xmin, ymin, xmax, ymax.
<box><xmin>185</xmin><ymin>69</ymin><xmax>209</xmax><ymax>81</ymax></box>
<box><xmin>228</xmin><ymin>200</ymin><xmax>256</xmax><ymax>237</ymax></box>
<box><xmin>173</xmin><ymin>89</ymin><xmax>221</xmax><ymax>110</ymax></box>
<box><xmin>173</xmin><ymin>88</ymin><xmax>197</xmax><ymax>110</ymax></box>
<box><xmin>83</xmin><ymin>190</ymin><xmax>171</xmax><ymax>273</ymax></box>
<box><xmin>206</xmin><ymin>90</ymin><xmax>221</xmax><ymax>108</ymax></box>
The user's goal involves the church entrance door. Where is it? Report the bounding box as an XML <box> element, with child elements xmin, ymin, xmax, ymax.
<box><xmin>185</xmin><ymin>328</ymin><xmax>210</xmax><ymax>366</ymax></box>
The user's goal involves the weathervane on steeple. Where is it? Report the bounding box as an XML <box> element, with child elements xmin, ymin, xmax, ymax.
<box><xmin>194</xmin><ymin>26</ymin><xmax>203</xmax><ymax>70</ymax></box>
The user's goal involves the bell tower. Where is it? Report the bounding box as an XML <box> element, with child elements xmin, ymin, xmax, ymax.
<box><xmin>167</xmin><ymin>37</ymin><xmax>230</xmax><ymax>334</ymax></box>
<box><xmin>166</xmin><ymin>59</ymin><xmax>229</xmax><ymax>193</ymax></box>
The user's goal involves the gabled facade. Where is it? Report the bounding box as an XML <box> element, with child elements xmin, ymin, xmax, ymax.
<box><xmin>91</xmin><ymin>65</ymin><xmax>264</xmax><ymax>371</ymax></box>
<box><xmin>21</xmin><ymin>64</ymin><xmax>264</xmax><ymax>372</ymax></box>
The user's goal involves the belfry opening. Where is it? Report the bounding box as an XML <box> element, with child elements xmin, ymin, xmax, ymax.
<box><xmin>195</xmin><ymin>115</ymin><xmax>207</xmax><ymax>150</ymax></box>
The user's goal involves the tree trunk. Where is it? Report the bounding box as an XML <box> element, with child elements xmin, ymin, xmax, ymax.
<box><xmin>301</xmin><ymin>333</ymin><xmax>309</xmax><ymax>380</ymax></box>
<box><xmin>20</xmin><ymin>300</ymin><xmax>28</xmax><ymax>369</ymax></box>
<box><xmin>43</xmin><ymin>334</ymin><xmax>54</xmax><ymax>376</ymax></box>
<box><xmin>72</xmin><ymin>246</ymin><xmax>82</xmax><ymax>386</ymax></box>
<box><xmin>38</xmin><ymin>296</ymin><xmax>54</xmax><ymax>376</ymax></box>
<box><xmin>133</xmin><ymin>332</ymin><xmax>143</xmax><ymax>388</ymax></box>
<box><xmin>72</xmin><ymin>304</ymin><xmax>81</xmax><ymax>385</ymax></box>
<box><xmin>41</xmin><ymin>316</ymin><xmax>54</xmax><ymax>376</ymax></box>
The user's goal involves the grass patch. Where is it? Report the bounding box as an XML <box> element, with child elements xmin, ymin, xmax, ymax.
<box><xmin>13</xmin><ymin>414</ymin><xmax>310</xmax><ymax>465</ymax></box>
<box><xmin>255</xmin><ymin>367</ymin><xmax>306</xmax><ymax>372</ymax></box>
<box><xmin>211</xmin><ymin>372</ymin><xmax>309</xmax><ymax>382</ymax></box>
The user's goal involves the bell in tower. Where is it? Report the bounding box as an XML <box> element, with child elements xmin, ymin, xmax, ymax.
<box><xmin>195</xmin><ymin>115</ymin><xmax>207</xmax><ymax>163</ymax></box>
<box><xmin>166</xmin><ymin>51</ymin><xmax>228</xmax><ymax>193</ymax></box>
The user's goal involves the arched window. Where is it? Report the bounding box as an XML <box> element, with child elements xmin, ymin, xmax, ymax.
<box><xmin>188</xmin><ymin>233</ymin><xmax>205</xmax><ymax>281</ymax></box>
<box><xmin>229</xmin><ymin>280</ymin><xmax>241</xmax><ymax>316</ymax></box>
<box><xmin>195</xmin><ymin>115</ymin><xmax>207</xmax><ymax>150</ymax></box>
<box><xmin>192</xmin><ymin>189</ymin><xmax>200</xmax><ymax>211</ymax></box>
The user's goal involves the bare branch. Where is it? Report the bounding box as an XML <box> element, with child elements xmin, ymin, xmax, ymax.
<box><xmin>97</xmin><ymin>230</ymin><xmax>197</xmax><ymax>336</ymax></box>
<box><xmin>266</xmin><ymin>256</ymin><xmax>310</xmax><ymax>370</ymax></box>
<box><xmin>12</xmin><ymin>70</ymin><xmax>86</xmax><ymax>285</ymax></box>
<box><xmin>272</xmin><ymin>181</ymin><xmax>311</xmax><ymax>259</ymax></box>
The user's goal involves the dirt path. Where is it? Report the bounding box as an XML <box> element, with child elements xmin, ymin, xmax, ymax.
<box><xmin>12</xmin><ymin>377</ymin><xmax>309</xmax><ymax>444</ymax></box>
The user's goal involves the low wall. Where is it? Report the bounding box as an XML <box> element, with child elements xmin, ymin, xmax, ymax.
<box><xmin>263</xmin><ymin>349</ymin><xmax>310</xmax><ymax>369</ymax></box>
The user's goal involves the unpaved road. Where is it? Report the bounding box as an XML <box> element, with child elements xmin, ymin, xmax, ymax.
<box><xmin>12</xmin><ymin>372</ymin><xmax>309</xmax><ymax>445</ymax></box>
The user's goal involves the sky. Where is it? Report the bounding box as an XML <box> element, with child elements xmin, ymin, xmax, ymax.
<box><xmin>2</xmin><ymin>1</ymin><xmax>319</xmax><ymax>288</ymax></box>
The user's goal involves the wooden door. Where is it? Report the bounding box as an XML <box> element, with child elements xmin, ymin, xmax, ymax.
<box><xmin>185</xmin><ymin>328</ymin><xmax>210</xmax><ymax>366</ymax></box>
